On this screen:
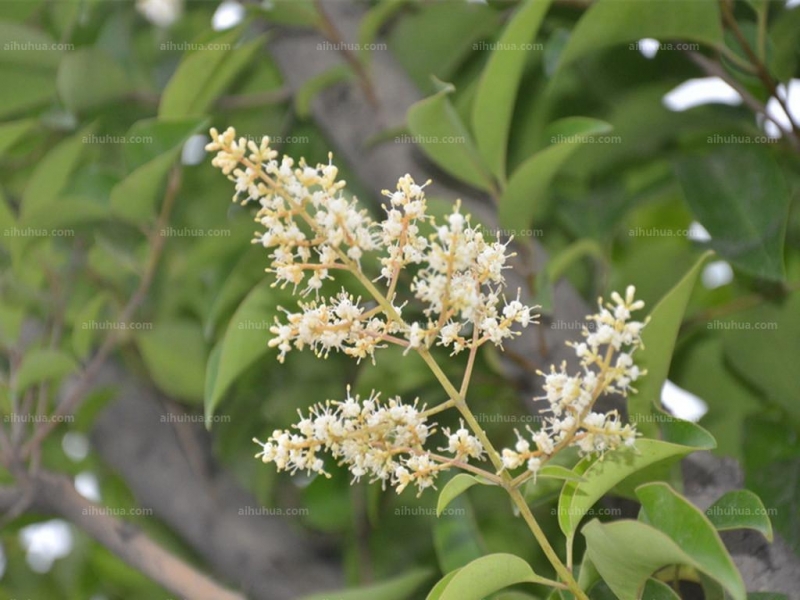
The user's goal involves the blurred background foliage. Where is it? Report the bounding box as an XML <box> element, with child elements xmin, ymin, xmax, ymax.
<box><xmin>0</xmin><ymin>0</ymin><xmax>798</xmax><ymax>598</ymax></box>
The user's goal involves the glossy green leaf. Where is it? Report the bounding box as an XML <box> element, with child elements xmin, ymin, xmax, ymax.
<box><xmin>437</xmin><ymin>474</ymin><xmax>493</xmax><ymax>516</ymax></box>
<box><xmin>110</xmin><ymin>118</ymin><xmax>206</xmax><ymax>224</ymax></box>
<box><xmin>298</xmin><ymin>568</ymin><xmax>432</xmax><ymax>600</ymax></box>
<box><xmin>434</xmin><ymin>495</ymin><xmax>485</xmax><ymax>573</ymax></box>
<box><xmin>425</xmin><ymin>570</ymin><xmax>459</xmax><ymax>600</ymax></box>
<box><xmin>358</xmin><ymin>0</ymin><xmax>409</xmax><ymax>64</ymax></box>
<box><xmin>0</xmin><ymin>118</ymin><xmax>35</xmax><ymax>157</ymax></box>
<box><xmin>135</xmin><ymin>320</ymin><xmax>207</xmax><ymax>403</ymax></box>
<box><xmin>557</xmin><ymin>0</ymin><xmax>723</xmax><ymax>68</ymax></box>
<box><xmin>204</xmin><ymin>279</ymin><xmax>290</xmax><ymax>420</ymax></box>
<box><xmin>159</xmin><ymin>32</ymin><xmax>265</xmax><ymax>119</ymax></box>
<box><xmin>407</xmin><ymin>83</ymin><xmax>495</xmax><ymax>193</ymax></box>
<box><xmin>0</xmin><ymin>21</ymin><xmax>61</xmax><ymax>69</ymax></box>
<box><xmin>743</xmin><ymin>416</ymin><xmax>800</xmax><ymax>554</ymax></box>
<box><xmin>294</xmin><ymin>64</ymin><xmax>351</xmax><ymax>119</ymax></box>
<box><xmin>0</xmin><ymin>66</ymin><xmax>55</xmax><ymax>118</ymax></box>
<box><xmin>21</xmin><ymin>127</ymin><xmax>92</xmax><ymax>219</ymax></box>
<box><xmin>558</xmin><ymin>419</ymin><xmax>715</xmax><ymax>537</ymax></box>
<box><xmin>674</xmin><ymin>147</ymin><xmax>789</xmax><ymax>280</ymax></box>
<box><xmin>538</xmin><ymin>465</ymin><xmax>585</xmax><ymax>482</ymax></box>
<box><xmin>722</xmin><ymin>292</ymin><xmax>800</xmax><ymax>423</ymax></box>
<box><xmin>584</xmin><ymin>518</ymin><xmax>743</xmax><ymax>600</ymax></box>
<box><xmin>705</xmin><ymin>490</ymin><xmax>773</xmax><ymax>542</ymax></box>
<box><xmin>471</xmin><ymin>0</ymin><xmax>552</xmax><ymax>180</ymax></box>
<box><xmin>642</xmin><ymin>579</ymin><xmax>682</xmax><ymax>600</ymax></box>
<box><xmin>15</xmin><ymin>348</ymin><xmax>79</xmax><ymax>394</ymax></box>
<box><xmin>499</xmin><ymin>118</ymin><xmax>612</xmax><ymax>229</ymax></box>
<box><xmin>57</xmin><ymin>49</ymin><xmax>131</xmax><ymax>113</ymax></box>
<box><xmin>433</xmin><ymin>553</ymin><xmax>551</xmax><ymax>600</ymax></box>
<box><xmin>71</xmin><ymin>293</ymin><xmax>110</xmax><ymax>360</ymax></box>
<box><xmin>628</xmin><ymin>251</ymin><xmax>712</xmax><ymax>437</ymax></box>
<box><xmin>637</xmin><ymin>483</ymin><xmax>745</xmax><ymax>600</ymax></box>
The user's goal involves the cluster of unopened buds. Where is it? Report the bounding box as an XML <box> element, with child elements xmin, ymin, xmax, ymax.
<box><xmin>207</xmin><ymin>127</ymin><xmax>647</xmax><ymax>495</ymax></box>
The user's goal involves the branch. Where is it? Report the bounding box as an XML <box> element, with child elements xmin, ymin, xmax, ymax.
<box><xmin>2</xmin><ymin>472</ymin><xmax>245</xmax><ymax>600</ymax></box>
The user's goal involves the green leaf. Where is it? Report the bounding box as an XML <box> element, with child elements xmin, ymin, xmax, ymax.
<box><xmin>584</xmin><ymin>518</ymin><xmax>742</xmax><ymax>600</ymax></box>
<box><xmin>110</xmin><ymin>117</ymin><xmax>206</xmax><ymax>224</ymax></box>
<box><xmin>57</xmin><ymin>48</ymin><xmax>131</xmax><ymax>113</ymax></box>
<box><xmin>742</xmin><ymin>416</ymin><xmax>800</xmax><ymax>554</ymax></box>
<box><xmin>19</xmin><ymin>195</ymin><xmax>109</xmax><ymax>231</ymax></box>
<box><xmin>407</xmin><ymin>83</ymin><xmax>495</xmax><ymax>193</ymax></box>
<box><xmin>722</xmin><ymin>292</ymin><xmax>800</xmax><ymax>423</ymax></box>
<box><xmin>159</xmin><ymin>32</ymin><xmax>265</xmax><ymax>119</ymax></box>
<box><xmin>71</xmin><ymin>293</ymin><xmax>110</xmax><ymax>360</ymax></box>
<box><xmin>0</xmin><ymin>21</ymin><xmax>61</xmax><ymax>69</ymax></box>
<box><xmin>628</xmin><ymin>251</ymin><xmax>712</xmax><ymax>437</ymax></box>
<box><xmin>21</xmin><ymin>126</ymin><xmax>93</xmax><ymax>219</ymax></box>
<box><xmin>204</xmin><ymin>279</ymin><xmax>290</xmax><ymax>421</ymax></box>
<box><xmin>425</xmin><ymin>570</ymin><xmax>460</xmax><ymax>600</ymax></box>
<box><xmin>747</xmin><ymin>594</ymin><xmax>789</xmax><ymax>600</ymax></box>
<box><xmin>15</xmin><ymin>348</ymin><xmax>79</xmax><ymax>394</ymax></box>
<box><xmin>433</xmin><ymin>554</ymin><xmax>551</xmax><ymax>600</ymax></box>
<box><xmin>437</xmin><ymin>474</ymin><xmax>493</xmax><ymax>516</ymax></box>
<box><xmin>298</xmin><ymin>568</ymin><xmax>432</xmax><ymax>600</ymax></box>
<box><xmin>558</xmin><ymin>420</ymin><xmax>715</xmax><ymax>537</ymax></box>
<box><xmin>705</xmin><ymin>490</ymin><xmax>773</xmax><ymax>542</ymax></box>
<box><xmin>358</xmin><ymin>0</ymin><xmax>408</xmax><ymax>65</ymax></box>
<box><xmin>294</xmin><ymin>64</ymin><xmax>351</xmax><ymax>119</ymax></box>
<box><xmin>642</xmin><ymin>579</ymin><xmax>682</xmax><ymax>600</ymax></box>
<box><xmin>499</xmin><ymin>118</ymin><xmax>612</xmax><ymax>229</ymax></box>
<box><xmin>637</xmin><ymin>483</ymin><xmax>746</xmax><ymax>600</ymax></box>
<box><xmin>537</xmin><ymin>464</ymin><xmax>585</xmax><ymax>482</ymax></box>
<box><xmin>557</xmin><ymin>0</ymin><xmax>723</xmax><ymax>68</ymax></box>
<box><xmin>0</xmin><ymin>66</ymin><xmax>55</xmax><ymax>118</ymax></box>
<box><xmin>471</xmin><ymin>0</ymin><xmax>552</xmax><ymax>180</ymax></box>
<box><xmin>0</xmin><ymin>118</ymin><xmax>35</xmax><ymax>157</ymax></box>
<box><xmin>434</xmin><ymin>495</ymin><xmax>485</xmax><ymax>573</ymax></box>
<box><xmin>674</xmin><ymin>147</ymin><xmax>789</xmax><ymax>280</ymax></box>
<box><xmin>135</xmin><ymin>320</ymin><xmax>208</xmax><ymax>403</ymax></box>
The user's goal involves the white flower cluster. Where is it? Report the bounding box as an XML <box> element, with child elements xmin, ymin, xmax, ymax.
<box><xmin>253</xmin><ymin>389</ymin><xmax>484</xmax><ymax>495</ymax></box>
<box><xmin>206</xmin><ymin>127</ymin><xmax>538</xmax><ymax>364</ymax></box>
<box><xmin>501</xmin><ymin>287</ymin><xmax>647</xmax><ymax>479</ymax></box>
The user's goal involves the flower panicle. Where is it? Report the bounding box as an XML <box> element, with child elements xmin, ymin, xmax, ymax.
<box><xmin>206</xmin><ymin>126</ymin><xmax>539</xmax><ymax>365</ymax></box>
<box><xmin>500</xmin><ymin>286</ymin><xmax>648</xmax><ymax>479</ymax></box>
<box><xmin>252</xmin><ymin>387</ymin><xmax>484</xmax><ymax>496</ymax></box>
